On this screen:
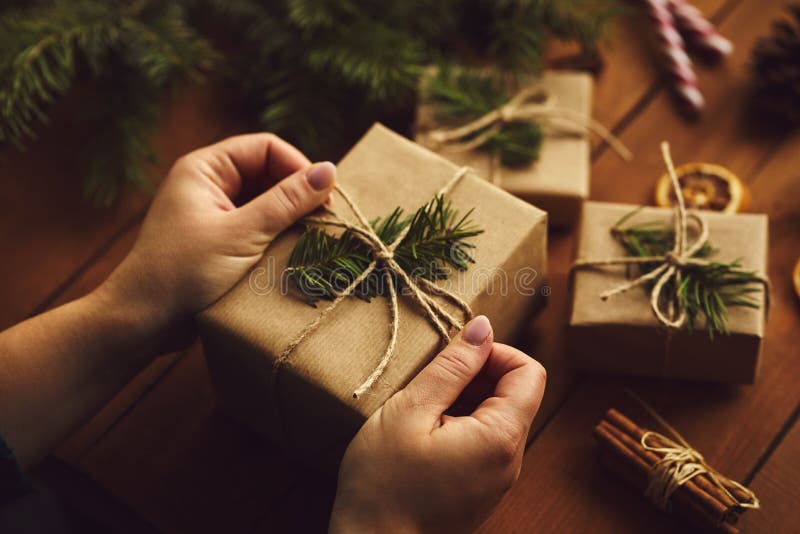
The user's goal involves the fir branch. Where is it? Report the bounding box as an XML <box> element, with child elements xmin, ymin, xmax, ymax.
<box><xmin>477</xmin><ymin>0</ymin><xmax>619</xmax><ymax>72</ymax></box>
<box><xmin>286</xmin><ymin>195</ymin><xmax>483</xmax><ymax>304</ymax></box>
<box><xmin>286</xmin><ymin>0</ymin><xmax>357</xmax><ymax>30</ymax></box>
<box><xmin>255</xmin><ymin>68</ymin><xmax>351</xmax><ymax>157</ymax></box>
<box><xmin>201</xmin><ymin>0</ymin><xmax>617</xmax><ymax>159</ymax></box>
<box><xmin>120</xmin><ymin>2</ymin><xmax>217</xmax><ymax>85</ymax></box>
<box><xmin>0</xmin><ymin>0</ymin><xmax>216</xmax><ymax>206</ymax></box>
<box><xmin>537</xmin><ymin>0</ymin><xmax>622</xmax><ymax>52</ymax></box>
<box><xmin>307</xmin><ymin>21</ymin><xmax>425</xmax><ymax>102</ymax></box>
<box><xmin>611</xmin><ymin>210</ymin><xmax>764</xmax><ymax>337</ymax></box>
<box><xmin>0</xmin><ymin>1</ymin><xmax>119</xmax><ymax>148</ymax></box>
<box><xmin>2</xmin><ymin>0</ymin><xmax>619</xmax><ymax>203</ymax></box>
<box><xmin>487</xmin><ymin>2</ymin><xmax>546</xmax><ymax>72</ymax></box>
<box><xmin>427</xmin><ymin>68</ymin><xmax>543</xmax><ymax>167</ymax></box>
<box><xmin>79</xmin><ymin>70</ymin><xmax>160</xmax><ymax>206</ymax></box>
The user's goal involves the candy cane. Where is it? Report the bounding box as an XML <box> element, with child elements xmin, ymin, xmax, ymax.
<box><xmin>669</xmin><ymin>0</ymin><xmax>733</xmax><ymax>59</ymax></box>
<box><xmin>643</xmin><ymin>0</ymin><xmax>705</xmax><ymax>113</ymax></box>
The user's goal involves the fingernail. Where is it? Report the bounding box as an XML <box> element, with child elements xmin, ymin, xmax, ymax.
<box><xmin>307</xmin><ymin>161</ymin><xmax>336</xmax><ymax>191</ymax></box>
<box><xmin>462</xmin><ymin>315</ymin><xmax>491</xmax><ymax>346</ymax></box>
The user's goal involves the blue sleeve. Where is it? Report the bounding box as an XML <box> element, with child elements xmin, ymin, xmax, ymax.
<box><xmin>0</xmin><ymin>433</ymin><xmax>30</xmax><ymax>506</ymax></box>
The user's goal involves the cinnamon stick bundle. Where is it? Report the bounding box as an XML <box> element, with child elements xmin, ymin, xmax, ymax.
<box><xmin>593</xmin><ymin>409</ymin><xmax>755</xmax><ymax>533</ymax></box>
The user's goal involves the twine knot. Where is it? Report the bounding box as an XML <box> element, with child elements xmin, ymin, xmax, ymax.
<box><xmin>272</xmin><ymin>167</ymin><xmax>474</xmax><ymax>400</ymax></box>
<box><xmin>374</xmin><ymin>249</ymin><xmax>394</xmax><ymax>261</ymax></box>
<box><xmin>664</xmin><ymin>251</ymin><xmax>685</xmax><ymax>267</ymax></box>
<box><xmin>642</xmin><ymin>430</ymin><xmax>760</xmax><ymax>512</ymax></box>
<box><xmin>424</xmin><ymin>81</ymin><xmax>632</xmax><ymax>179</ymax></box>
<box><xmin>499</xmin><ymin>104</ymin><xmax>517</xmax><ymax>123</ymax></box>
<box><xmin>571</xmin><ymin>142</ymin><xmax>769</xmax><ymax>330</ymax></box>
<box><xmin>628</xmin><ymin>390</ymin><xmax>760</xmax><ymax>513</ymax></box>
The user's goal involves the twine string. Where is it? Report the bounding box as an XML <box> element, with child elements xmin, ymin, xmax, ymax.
<box><xmin>426</xmin><ymin>84</ymin><xmax>633</xmax><ymax>183</ymax></box>
<box><xmin>273</xmin><ymin>166</ymin><xmax>473</xmax><ymax>400</ymax></box>
<box><xmin>571</xmin><ymin>142</ymin><xmax>770</xmax><ymax>329</ymax></box>
<box><xmin>626</xmin><ymin>390</ymin><xmax>760</xmax><ymax>511</ymax></box>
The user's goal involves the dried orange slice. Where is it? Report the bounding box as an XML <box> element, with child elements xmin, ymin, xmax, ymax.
<box><xmin>655</xmin><ymin>162</ymin><xmax>749</xmax><ymax>213</ymax></box>
<box><xmin>794</xmin><ymin>257</ymin><xmax>800</xmax><ymax>301</ymax></box>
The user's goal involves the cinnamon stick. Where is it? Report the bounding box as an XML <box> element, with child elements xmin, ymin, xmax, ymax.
<box><xmin>597</xmin><ymin>420</ymin><xmax>733</xmax><ymax>523</ymax></box>
<box><xmin>596</xmin><ymin>438</ymin><xmax>738</xmax><ymax>534</ymax></box>
<box><xmin>605</xmin><ymin>409</ymin><xmax>751</xmax><ymax>506</ymax></box>
<box><xmin>593</xmin><ymin>422</ymin><xmax>739</xmax><ymax>534</ymax></box>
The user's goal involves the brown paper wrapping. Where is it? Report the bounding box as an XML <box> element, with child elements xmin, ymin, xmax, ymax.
<box><xmin>414</xmin><ymin>71</ymin><xmax>592</xmax><ymax>228</ymax></box>
<box><xmin>199</xmin><ymin>124</ymin><xmax>548</xmax><ymax>472</ymax></box>
<box><xmin>568</xmin><ymin>201</ymin><xmax>768</xmax><ymax>384</ymax></box>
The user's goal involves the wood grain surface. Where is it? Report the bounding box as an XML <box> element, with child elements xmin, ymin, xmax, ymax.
<box><xmin>1</xmin><ymin>0</ymin><xmax>797</xmax><ymax>532</ymax></box>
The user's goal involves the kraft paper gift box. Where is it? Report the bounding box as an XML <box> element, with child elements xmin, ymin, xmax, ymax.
<box><xmin>199</xmin><ymin>123</ymin><xmax>548</xmax><ymax>472</ymax></box>
<box><xmin>415</xmin><ymin>70</ymin><xmax>592</xmax><ymax>228</ymax></box>
<box><xmin>567</xmin><ymin>201</ymin><xmax>769</xmax><ymax>384</ymax></box>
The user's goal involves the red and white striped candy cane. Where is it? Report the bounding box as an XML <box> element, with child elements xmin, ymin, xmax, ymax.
<box><xmin>643</xmin><ymin>0</ymin><xmax>704</xmax><ymax>114</ymax></box>
<box><xmin>669</xmin><ymin>0</ymin><xmax>733</xmax><ymax>59</ymax></box>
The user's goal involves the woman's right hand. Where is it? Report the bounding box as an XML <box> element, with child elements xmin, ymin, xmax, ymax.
<box><xmin>330</xmin><ymin>315</ymin><xmax>546</xmax><ymax>533</ymax></box>
<box><xmin>99</xmin><ymin>133</ymin><xmax>335</xmax><ymax>341</ymax></box>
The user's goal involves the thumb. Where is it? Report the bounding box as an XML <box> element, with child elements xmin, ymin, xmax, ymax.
<box><xmin>238</xmin><ymin>161</ymin><xmax>336</xmax><ymax>238</ymax></box>
<box><xmin>398</xmin><ymin>315</ymin><xmax>493</xmax><ymax>424</ymax></box>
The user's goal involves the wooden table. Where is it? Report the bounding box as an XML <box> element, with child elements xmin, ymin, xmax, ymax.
<box><xmin>2</xmin><ymin>0</ymin><xmax>798</xmax><ymax>531</ymax></box>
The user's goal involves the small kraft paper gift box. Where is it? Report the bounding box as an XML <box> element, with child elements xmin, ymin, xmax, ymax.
<box><xmin>415</xmin><ymin>70</ymin><xmax>629</xmax><ymax>228</ymax></box>
<box><xmin>567</xmin><ymin>198</ymin><xmax>769</xmax><ymax>384</ymax></box>
<box><xmin>199</xmin><ymin>123</ymin><xmax>548</xmax><ymax>471</ymax></box>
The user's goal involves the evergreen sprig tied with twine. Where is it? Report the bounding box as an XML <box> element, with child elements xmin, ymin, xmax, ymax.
<box><xmin>426</xmin><ymin>68</ymin><xmax>544</xmax><ymax>167</ymax></box>
<box><xmin>610</xmin><ymin>207</ymin><xmax>764</xmax><ymax>337</ymax></box>
<box><xmin>286</xmin><ymin>194</ymin><xmax>482</xmax><ymax>305</ymax></box>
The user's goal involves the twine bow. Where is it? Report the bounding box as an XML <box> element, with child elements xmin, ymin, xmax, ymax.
<box><xmin>627</xmin><ymin>390</ymin><xmax>760</xmax><ymax>512</ymax></box>
<box><xmin>572</xmin><ymin>141</ymin><xmax>769</xmax><ymax>330</ymax></box>
<box><xmin>425</xmin><ymin>84</ymin><xmax>633</xmax><ymax>185</ymax></box>
<box><xmin>273</xmin><ymin>167</ymin><xmax>473</xmax><ymax>399</ymax></box>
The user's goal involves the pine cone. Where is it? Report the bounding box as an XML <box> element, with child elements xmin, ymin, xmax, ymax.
<box><xmin>750</xmin><ymin>4</ymin><xmax>800</xmax><ymax>126</ymax></box>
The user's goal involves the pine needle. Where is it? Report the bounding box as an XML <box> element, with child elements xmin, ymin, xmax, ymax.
<box><xmin>426</xmin><ymin>68</ymin><xmax>544</xmax><ymax>167</ymax></box>
<box><xmin>612</xmin><ymin>210</ymin><xmax>765</xmax><ymax>337</ymax></box>
<box><xmin>1</xmin><ymin>0</ymin><xmax>619</xmax><ymax>203</ymax></box>
<box><xmin>0</xmin><ymin>0</ymin><xmax>217</xmax><ymax>206</ymax></box>
<box><xmin>286</xmin><ymin>195</ymin><xmax>483</xmax><ymax>304</ymax></box>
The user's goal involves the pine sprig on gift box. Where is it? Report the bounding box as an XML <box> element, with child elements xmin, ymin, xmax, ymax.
<box><xmin>286</xmin><ymin>195</ymin><xmax>483</xmax><ymax>304</ymax></box>
<box><xmin>0</xmin><ymin>0</ymin><xmax>618</xmax><ymax>205</ymax></box>
<box><xmin>611</xmin><ymin>209</ymin><xmax>763</xmax><ymax>337</ymax></box>
<box><xmin>426</xmin><ymin>69</ymin><xmax>544</xmax><ymax>167</ymax></box>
